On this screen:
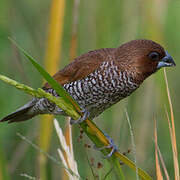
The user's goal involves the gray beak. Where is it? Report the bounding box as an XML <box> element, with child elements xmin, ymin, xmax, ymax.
<box><xmin>157</xmin><ymin>51</ymin><xmax>176</xmax><ymax>69</ymax></box>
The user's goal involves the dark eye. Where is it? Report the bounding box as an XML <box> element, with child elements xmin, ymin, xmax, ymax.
<box><xmin>148</xmin><ymin>52</ymin><xmax>160</xmax><ymax>61</ymax></box>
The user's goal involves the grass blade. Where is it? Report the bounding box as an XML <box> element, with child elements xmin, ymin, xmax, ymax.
<box><xmin>154</xmin><ymin>120</ymin><xmax>163</xmax><ymax>180</ymax></box>
<box><xmin>125</xmin><ymin>110</ymin><xmax>139</xmax><ymax>180</ymax></box>
<box><xmin>164</xmin><ymin>69</ymin><xmax>179</xmax><ymax>180</ymax></box>
<box><xmin>157</xmin><ymin>145</ymin><xmax>170</xmax><ymax>180</ymax></box>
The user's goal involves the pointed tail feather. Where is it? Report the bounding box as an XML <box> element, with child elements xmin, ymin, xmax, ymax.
<box><xmin>0</xmin><ymin>99</ymin><xmax>38</xmax><ymax>123</ymax></box>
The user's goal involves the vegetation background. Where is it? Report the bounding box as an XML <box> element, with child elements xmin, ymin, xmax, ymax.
<box><xmin>0</xmin><ymin>0</ymin><xmax>179</xmax><ymax>179</ymax></box>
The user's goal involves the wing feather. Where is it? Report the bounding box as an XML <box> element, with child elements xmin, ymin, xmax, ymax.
<box><xmin>43</xmin><ymin>48</ymin><xmax>114</xmax><ymax>88</ymax></box>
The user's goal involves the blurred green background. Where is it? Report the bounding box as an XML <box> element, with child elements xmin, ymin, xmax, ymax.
<box><xmin>0</xmin><ymin>0</ymin><xmax>179</xmax><ymax>179</ymax></box>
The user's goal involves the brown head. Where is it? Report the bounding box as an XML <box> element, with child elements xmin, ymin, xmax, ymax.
<box><xmin>114</xmin><ymin>39</ymin><xmax>176</xmax><ymax>83</ymax></box>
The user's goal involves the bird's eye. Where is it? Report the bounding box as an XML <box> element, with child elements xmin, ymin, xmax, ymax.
<box><xmin>148</xmin><ymin>52</ymin><xmax>160</xmax><ymax>61</ymax></box>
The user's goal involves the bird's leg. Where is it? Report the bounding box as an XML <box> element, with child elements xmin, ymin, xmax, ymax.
<box><xmin>70</xmin><ymin>108</ymin><xmax>90</xmax><ymax>125</ymax></box>
<box><xmin>93</xmin><ymin>133</ymin><xmax>118</xmax><ymax>158</ymax></box>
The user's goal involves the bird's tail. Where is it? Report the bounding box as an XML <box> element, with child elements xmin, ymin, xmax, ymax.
<box><xmin>0</xmin><ymin>99</ymin><xmax>38</xmax><ymax>123</ymax></box>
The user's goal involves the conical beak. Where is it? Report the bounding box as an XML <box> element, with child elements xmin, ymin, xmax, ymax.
<box><xmin>157</xmin><ymin>51</ymin><xmax>176</xmax><ymax>69</ymax></box>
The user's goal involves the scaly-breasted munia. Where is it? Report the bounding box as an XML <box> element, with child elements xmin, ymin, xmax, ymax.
<box><xmin>0</xmin><ymin>39</ymin><xmax>175</xmax><ymax>123</ymax></box>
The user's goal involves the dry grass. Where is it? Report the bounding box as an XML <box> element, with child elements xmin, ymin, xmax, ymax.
<box><xmin>54</xmin><ymin>118</ymin><xmax>80</xmax><ymax>180</ymax></box>
<box><xmin>154</xmin><ymin>120</ymin><xmax>163</xmax><ymax>180</ymax></box>
<box><xmin>154</xmin><ymin>70</ymin><xmax>179</xmax><ymax>180</ymax></box>
<box><xmin>157</xmin><ymin>144</ymin><xmax>170</xmax><ymax>180</ymax></box>
<box><xmin>164</xmin><ymin>69</ymin><xmax>179</xmax><ymax>180</ymax></box>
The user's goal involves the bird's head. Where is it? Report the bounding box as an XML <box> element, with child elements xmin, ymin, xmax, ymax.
<box><xmin>115</xmin><ymin>39</ymin><xmax>176</xmax><ymax>83</ymax></box>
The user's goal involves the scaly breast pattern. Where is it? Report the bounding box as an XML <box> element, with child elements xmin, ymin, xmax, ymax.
<box><xmin>63</xmin><ymin>61</ymin><xmax>139</xmax><ymax>119</ymax></box>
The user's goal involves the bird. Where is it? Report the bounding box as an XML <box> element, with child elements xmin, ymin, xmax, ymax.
<box><xmin>0</xmin><ymin>39</ymin><xmax>176</xmax><ymax>124</ymax></box>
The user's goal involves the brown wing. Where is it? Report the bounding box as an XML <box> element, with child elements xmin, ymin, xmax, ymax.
<box><xmin>43</xmin><ymin>48</ymin><xmax>114</xmax><ymax>89</ymax></box>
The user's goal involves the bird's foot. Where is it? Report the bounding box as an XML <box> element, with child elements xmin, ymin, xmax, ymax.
<box><xmin>70</xmin><ymin>108</ymin><xmax>90</xmax><ymax>125</ymax></box>
<box><xmin>93</xmin><ymin>133</ymin><xmax>118</xmax><ymax>158</ymax></box>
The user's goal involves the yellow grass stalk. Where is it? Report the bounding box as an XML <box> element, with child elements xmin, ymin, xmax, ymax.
<box><xmin>154</xmin><ymin>120</ymin><xmax>163</xmax><ymax>180</ymax></box>
<box><xmin>164</xmin><ymin>69</ymin><xmax>179</xmax><ymax>180</ymax></box>
<box><xmin>63</xmin><ymin>0</ymin><xmax>80</xmax><ymax>179</ymax></box>
<box><xmin>63</xmin><ymin>118</ymin><xmax>73</xmax><ymax>180</ymax></box>
<box><xmin>62</xmin><ymin>118</ymin><xmax>73</xmax><ymax>180</ymax></box>
<box><xmin>38</xmin><ymin>0</ymin><xmax>65</xmax><ymax>179</ymax></box>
